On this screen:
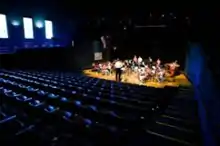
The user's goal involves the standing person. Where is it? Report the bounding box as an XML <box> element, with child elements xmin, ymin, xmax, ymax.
<box><xmin>114</xmin><ymin>59</ymin><xmax>123</xmax><ymax>81</ymax></box>
<box><xmin>156</xmin><ymin>58</ymin><xmax>161</xmax><ymax>67</ymax></box>
<box><xmin>138</xmin><ymin>56</ymin><xmax>143</xmax><ymax>66</ymax></box>
<box><xmin>133</xmin><ymin>55</ymin><xmax>138</xmax><ymax>64</ymax></box>
<box><xmin>148</xmin><ymin>57</ymin><xmax>153</xmax><ymax>67</ymax></box>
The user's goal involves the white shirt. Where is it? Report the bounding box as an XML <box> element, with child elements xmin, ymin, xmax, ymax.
<box><xmin>138</xmin><ymin>57</ymin><xmax>143</xmax><ymax>63</ymax></box>
<box><xmin>157</xmin><ymin>59</ymin><xmax>161</xmax><ymax>65</ymax></box>
<box><xmin>108</xmin><ymin>64</ymin><xmax>111</xmax><ymax>69</ymax></box>
<box><xmin>114</xmin><ymin>61</ymin><xmax>123</xmax><ymax>69</ymax></box>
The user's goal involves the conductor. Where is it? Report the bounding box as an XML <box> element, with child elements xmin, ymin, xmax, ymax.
<box><xmin>114</xmin><ymin>59</ymin><xmax>123</xmax><ymax>82</ymax></box>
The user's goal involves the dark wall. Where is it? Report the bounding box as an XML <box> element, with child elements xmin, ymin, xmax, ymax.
<box><xmin>0</xmin><ymin>40</ymin><xmax>94</xmax><ymax>71</ymax></box>
<box><xmin>112</xmin><ymin>27</ymin><xmax>187</xmax><ymax>69</ymax></box>
<box><xmin>0</xmin><ymin>48</ymin><xmax>71</xmax><ymax>70</ymax></box>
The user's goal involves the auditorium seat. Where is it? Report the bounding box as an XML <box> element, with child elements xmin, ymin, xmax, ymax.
<box><xmin>0</xmin><ymin>69</ymin><xmax>202</xmax><ymax>145</ymax></box>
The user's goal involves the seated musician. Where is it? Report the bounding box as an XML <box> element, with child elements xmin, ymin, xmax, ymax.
<box><xmin>149</xmin><ymin>57</ymin><xmax>153</xmax><ymax>63</ymax></box>
<box><xmin>101</xmin><ymin>63</ymin><xmax>108</xmax><ymax>75</ymax></box>
<box><xmin>133</xmin><ymin>55</ymin><xmax>138</xmax><ymax>64</ymax></box>
<box><xmin>152</xmin><ymin>66</ymin><xmax>156</xmax><ymax>73</ymax></box>
<box><xmin>138</xmin><ymin>56</ymin><xmax>143</xmax><ymax>66</ymax></box>
<box><xmin>131</xmin><ymin>61</ymin><xmax>136</xmax><ymax>69</ymax></box>
<box><xmin>157</xmin><ymin>69</ymin><xmax>165</xmax><ymax>82</ymax></box>
<box><xmin>145</xmin><ymin>65</ymin><xmax>151</xmax><ymax>80</ymax></box>
<box><xmin>141</xmin><ymin>61</ymin><xmax>145</xmax><ymax>67</ymax></box>
<box><xmin>107</xmin><ymin>62</ymin><xmax>112</xmax><ymax>74</ymax></box>
<box><xmin>139</xmin><ymin>67</ymin><xmax>146</xmax><ymax>83</ymax></box>
<box><xmin>92</xmin><ymin>63</ymin><xmax>100</xmax><ymax>72</ymax></box>
<box><xmin>92</xmin><ymin>63</ymin><xmax>96</xmax><ymax>71</ymax></box>
<box><xmin>98</xmin><ymin>63</ymin><xmax>102</xmax><ymax>73</ymax></box>
<box><xmin>147</xmin><ymin>56</ymin><xmax>153</xmax><ymax>67</ymax></box>
<box><xmin>156</xmin><ymin>58</ymin><xmax>161</xmax><ymax>68</ymax></box>
<box><xmin>169</xmin><ymin>60</ymin><xmax>180</xmax><ymax>77</ymax></box>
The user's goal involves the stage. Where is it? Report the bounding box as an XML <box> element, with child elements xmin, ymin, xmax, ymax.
<box><xmin>83</xmin><ymin>69</ymin><xmax>191</xmax><ymax>88</ymax></box>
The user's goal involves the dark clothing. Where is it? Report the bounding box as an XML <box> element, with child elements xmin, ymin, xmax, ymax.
<box><xmin>115</xmin><ymin>68</ymin><xmax>122</xmax><ymax>82</ymax></box>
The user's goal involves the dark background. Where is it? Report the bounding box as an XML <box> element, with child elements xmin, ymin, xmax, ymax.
<box><xmin>0</xmin><ymin>5</ymin><xmax>194</xmax><ymax>70</ymax></box>
<box><xmin>0</xmin><ymin>5</ymin><xmax>219</xmax><ymax>73</ymax></box>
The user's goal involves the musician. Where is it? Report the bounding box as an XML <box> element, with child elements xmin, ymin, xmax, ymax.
<box><xmin>102</xmin><ymin>63</ymin><xmax>108</xmax><ymax>75</ymax></box>
<box><xmin>92</xmin><ymin>63</ymin><xmax>96</xmax><ymax>71</ymax></box>
<box><xmin>114</xmin><ymin>59</ymin><xmax>123</xmax><ymax>81</ymax></box>
<box><xmin>148</xmin><ymin>57</ymin><xmax>153</xmax><ymax>67</ymax></box>
<box><xmin>157</xmin><ymin>69</ymin><xmax>165</xmax><ymax>82</ymax></box>
<box><xmin>139</xmin><ymin>67</ymin><xmax>146</xmax><ymax>83</ymax></box>
<box><xmin>149</xmin><ymin>57</ymin><xmax>152</xmax><ymax>63</ymax></box>
<box><xmin>156</xmin><ymin>59</ymin><xmax>161</xmax><ymax>67</ymax></box>
<box><xmin>133</xmin><ymin>55</ymin><xmax>138</xmax><ymax>64</ymax></box>
<box><xmin>107</xmin><ymin>62</ymin><xmax>112</xmax><ymax>74</ymax></box>
<box><xmin>169</xmin><ymin>60</ymin><xmax>179</xmax><ymax>77</ymax></box>
<box><xmin>141</xmin><ymin>61</ymin><xmax>145</xmax><ymax>67</ymax></box>
<box><xmin>93</xmin><ymin>63</ymin><xmax>99</xmax><ymax>72</ymax></box>
<box><xmin>138</xmin><ymin>56</ymin><xmax>143</xmax><ymax>66</ymax></box>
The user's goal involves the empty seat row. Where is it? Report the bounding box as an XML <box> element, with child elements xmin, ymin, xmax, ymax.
<box><xmin>0</xmin><ymin>69</ymin><xmax>201</xmax><ymax>146</ymax></box>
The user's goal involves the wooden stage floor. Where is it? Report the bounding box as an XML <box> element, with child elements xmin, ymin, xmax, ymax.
<box><xmin>83</xmin><ymin>69</ymin><xmax>191</xmax><ymax>88</ymax></box>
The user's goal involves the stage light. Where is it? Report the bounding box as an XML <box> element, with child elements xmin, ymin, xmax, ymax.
<box><xmin>161</xmin><ymin>14</ymin><xmax>165</xmax><ymax>17</ymax></box>
<box><xmin>23</xmin><ymin>17</ymin><xmax>34</xmax><ymax>39</ymax></box>
<box><xmin>35</xmin><ymin>21</ymin><xmax>43</xmax><ymax>28</ymax></box>
<box><xmin>45</xmin><ymin>20</ymin><xmax>53</xmax><ymax>39</ymax></box>
<box><xmin>0</xmin><ymin>14</ymin><xmax>9</xmax><ymax>38</ymax></box>
<box><xmin>11</xmin><ymin>20</ymin><xmax>20</xmax><ymax>26</ymax></box>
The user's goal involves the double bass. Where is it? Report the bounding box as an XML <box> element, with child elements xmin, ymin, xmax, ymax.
<box><xmin>165</xmin><ymin>61</ymin><xmax>180</xmax><ymax>77</ymax></box>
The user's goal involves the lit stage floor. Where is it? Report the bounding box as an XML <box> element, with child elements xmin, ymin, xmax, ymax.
<box><xmin>83</xmin><ymin>69</ymin><xmax>191</xmax><ymax>88</ymax></box>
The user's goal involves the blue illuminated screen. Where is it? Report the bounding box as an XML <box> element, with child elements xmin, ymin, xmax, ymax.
<box><xmin>23</xmin><ymin>17</ymin><xmax>34</xmax><ymax>39</ymax></box>
<box><xmin>45</xmin><ymin>20</ymin><xmax>53</xmax><ymax>39</ymax></box>
<box><xmin>0</xmin><ymin>14</ymin><xmax>9</xmax><ymax>38</ymax></box>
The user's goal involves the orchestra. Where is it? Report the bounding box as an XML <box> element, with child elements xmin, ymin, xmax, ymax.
<box><xmin>92</xmin><ymin>55</ymin><xmax>180</xmax><ymax>84</ymax></box>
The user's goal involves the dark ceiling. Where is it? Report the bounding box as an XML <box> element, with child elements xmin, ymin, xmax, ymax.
<box><xmin>1</xmin><ymin>2</ymin><xmax>219</xmax><ymax>42</ymax></box>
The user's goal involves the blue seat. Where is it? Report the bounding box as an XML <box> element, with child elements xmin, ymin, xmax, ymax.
<box><xmin>16</xmin><ymin>95</ymin><xmax>32</xmax><ymax>102</ymax></box>
<box><xmin>27</xmin><ymin>87</ymin><xmax>39</xmax><ymax>92</ymax></box>
<box><xmin>29</xmin><ymin>100</ymin><xmax>43</xmax><ymax>107</ymax></box>
<box><xmin>44</xmin><ymin>105</ymin><xmax>58</xmax><ymax>113</ymax></box>
<box><xmin>37</xmin><ymin>90</ymin><xmax>47</xmax><ymax>96</ymax></box>
<box><xmin>74</xmin><ymin>100</ymin><xmax>82</xmax><ymax>106</ymax></box>
<box><xmin>48</xmin><ymin>93</ymin><xmax>59</xmax><ymax>99</ymax></box>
